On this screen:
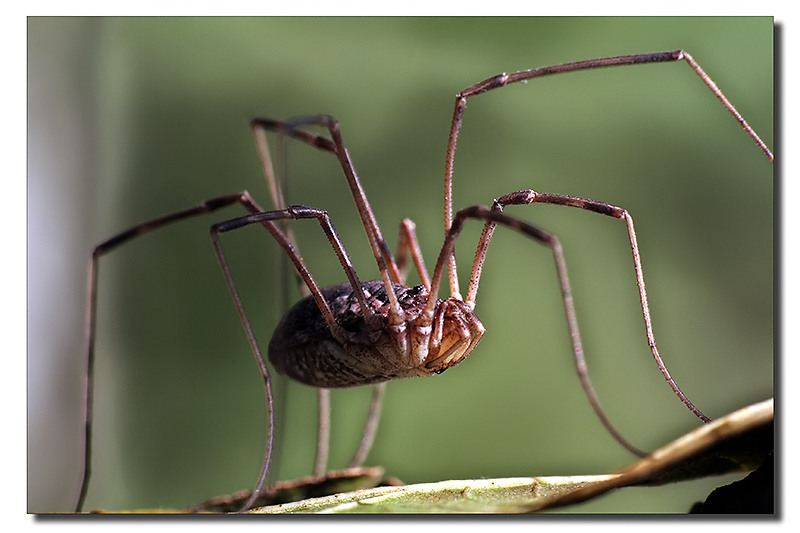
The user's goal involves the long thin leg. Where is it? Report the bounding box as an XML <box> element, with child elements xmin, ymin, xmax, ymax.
<box><xmin>213</xmin><ymin>205</ymin><xmax>404</xmax><ymax>506</ymax></box>
<box><xmin>396</xmin><ymin>218</ymin><xmax>432</xmax><ymax>290</ymax></box>
<box><xmin>262</xmin><ymin>131</ymin><xmax>292</xmax><ymax>485</ymax></box>
<box><xmin>345</xmin><ymin>216</ymin><xmax>432</xmax><ymax>469</ymax></box>
<box><xmin>313</xmin><ymin>388</ymin><xmax>331</xmax><ymax>476</ymax></box>
<box><xmin>252</xmin><ymin>122</ymin><xmax>308</xmax><ymax>297</ymax></box>
<box><xmin>75</xmin><ymin>192</ymin><xmax>273</xmax><ymax>513</ymax></box>
<box><xmin>210</xmin><ymin>205</ymin><xmax>373</xmax><ymax>510</ymax></box>
<box><xmin>343</xmin><ymin>219</ymin><xmax>433</xmax><ymax>470</ymax></box>
<box><xmin>251</xmin><ymin>118</ymin><xmax>407</xmax><ymax>472</ymax></box>
<box><xmin>444</xmin><ymin>50</ymin><xmax>773</xmax><ymax>300</ymax></box>
<box><xmin>423</xmin><ymin>203</ymin><xmax>649</xmax><ymax>456</ymax></box>
<box><xmin>251</xmin><ymin>116</ymin><xmax>408</xmax><ymax>328</ymax></box>
<box><xmin>253</xmin><ymin>124</ymin><xmax>332</xmax><ymax>479</ymax></box>
<box><xmin>79</xmin><ymin>195</ymin><xmax>361</xmax><ymax>513</ymax></box>
<box><xmin>341</xmin><ymin>216</ymin><xmax>432</xmax><ymax>470</ymax></box>
<box><xmin>468</xmin><ymin>189</ymin><xmax>711</xmax><ymax>425</ymax></box>
<box><xmin>214</xmin><ymin>205</ymin><xmax>384</xmax><ymax>340</ymax></box>
<box><xmin>349</xmin><ymin>382</ymin><xmax>387</xmax><ymax>468</ymax></box>
<box><xmin>346</xmin><ymin>216</ymin><xmax>434</xmax><ymax>469</ymax></box>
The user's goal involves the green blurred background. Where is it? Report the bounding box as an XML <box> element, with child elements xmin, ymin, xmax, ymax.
<box><xmin>28</xmin><ymin>17</ymin><xmax>773</xmax><ymax>513</ymax></box>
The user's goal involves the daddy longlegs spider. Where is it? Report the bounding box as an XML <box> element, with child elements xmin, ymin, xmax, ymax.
<box><xmin>74</xmin><ymin>50</ymin><xmax>773</xmax><ymax>513</ymax></box>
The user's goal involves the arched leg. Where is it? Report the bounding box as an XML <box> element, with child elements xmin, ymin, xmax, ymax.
<box><xmin>211</xmin><ymin>204</ymin><xmax>398</xmax><ymax>507</ymax></box>
<box><xmin>443</xmin><ymin>50</ymin><xmax>773</xmax><ymax>303</ymax></box>
<box><xmin>250</xmin><ymin>117</ymin><xmax>417</xmax><ymax>475</ymax></box>
<box><xmin>469</xmin><ymin>190</ymin><xmax>712</xmax><ymax>427</ymax></box>
<box><xmin>347</xmin><ymin>216</ymin><xmax>433</xmax><ymax>469</ymax></box>
<box><xmin>252</xmin><ymin>121</ymin><xmax>333</xmax><ymax>481</ymax></box>
<box><xmin>251</xmin><ymin>116</ymin><xmax>406</xmax><ymax>309</ymax></box>
<box><xmin>75</xmin><ymin>192</ymin><xmax>273</xmax><ymax>512</ymax></box>
<box><xmin>424</xmin><ymin>203</ymin><xmax>654</xmax><ymax>456</ymax></box>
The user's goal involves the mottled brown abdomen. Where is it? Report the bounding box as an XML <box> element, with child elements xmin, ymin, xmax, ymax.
<box><xmin>268</xmin><ymin>280</ymin><xmax>438</xmax><ymax>388</ymax></box>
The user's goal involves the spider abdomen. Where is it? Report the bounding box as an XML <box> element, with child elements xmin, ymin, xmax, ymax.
<box><xmin>268</xmin><ymin>280</ymin><xmax>482</xmax><ymax>388</ymax></box>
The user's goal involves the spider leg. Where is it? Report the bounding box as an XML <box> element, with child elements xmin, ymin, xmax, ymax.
<box><xmin>252</xmin><ymin>121</ymin><xmax>333</xmax><ymax>478</ymax></box>
<box><xmin>251</xmin><ymin>116</ymin><xmax>413</xmax><ymax>472</ymax></box>
<box><xmin>211</xmin><ymin>204</ymin><xmax>392</xmax><ymax>508</ymax></box>
<box><xmin>76</xmin><ymin>192</ymin><xmax>272</xmax><ymax>513</ymax></box>
<box><xmin>396</xmin><ymin>218</ymin><xmax>432</xmax><ymax>290</ymax></box>
<box><xmin>425</xmin><ymin>203</ymin><xmax>649</xmax><ymax>457</ymax></box>
<box><xmin>444</xmin><ymin>50</ymin><xmax>773</xmax><ymax>306</ymax></box>
<box><xmin>251</xmin><ymin>116</ymin><xmax>404</xmax><ymax>287</ymax></box>
<box><xmin>458</xmin><ymin>188</ymin><xmax>719</xmax><ymax>456</ymax></box>
<box><xmin>489</xmin><ymin>190</ymin><xmax>713</xmax><ymax>425</ymax></box>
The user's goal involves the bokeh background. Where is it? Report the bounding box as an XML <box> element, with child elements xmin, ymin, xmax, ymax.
<box><xmin>28</xmin><ymin>17</ymin><xmax>773</xmax><ymax>513</ymax></box>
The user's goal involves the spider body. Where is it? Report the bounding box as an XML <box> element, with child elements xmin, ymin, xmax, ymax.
<box><xmin>268</xmin><ymin>280</ymin><xmax>485</xmax><ymax>388</ymax></box>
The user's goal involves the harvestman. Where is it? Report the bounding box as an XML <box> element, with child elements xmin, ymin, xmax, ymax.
<box><xmin>74</xmin><ymin>50</ymin><xmax>773</xmax><ymax>512</ymax></box>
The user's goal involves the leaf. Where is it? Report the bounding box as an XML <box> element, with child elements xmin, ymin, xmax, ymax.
<box><xmin>248</xmin><ymin>474</ymin><xmax>624</xmax><ymax>514</ymax></box>
<box><xmin>537</xmin><ymin>397</ymin><xmax>773</xmax><ymax>512</ymax></box>
<box><xmin>247</xmin><ymin>398</ymin><xmax>772</xmax><ymax>514</ymax></box>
